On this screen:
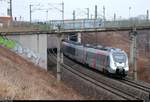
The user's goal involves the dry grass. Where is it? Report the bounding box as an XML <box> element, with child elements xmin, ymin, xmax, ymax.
<box><xmin>82</xmin><ymin>31</ymin><xmax>150</xmax><ymax>83</ymax></box>
<box><xmin>0</xmin><ymin>46</ymin><xmax>84</xmax><ymax>100</ymax></box>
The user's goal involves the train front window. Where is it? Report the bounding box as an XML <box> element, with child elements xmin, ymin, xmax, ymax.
<box><xmin>113</xmin><ymin>53</ymin><xmax>126</xmax><ymax>63</ymax></box>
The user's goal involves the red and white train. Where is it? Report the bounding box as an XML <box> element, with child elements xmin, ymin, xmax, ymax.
<box><xmin>62</xmin><ymin>40</ymin><xmax>129</xmax><ymax>77</ymax></box>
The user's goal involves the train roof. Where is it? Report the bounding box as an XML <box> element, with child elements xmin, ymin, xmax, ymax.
<box><xmin>84</xmin><ymin>43</ymin><xmax>124</xmax><ymax>52</ymax></box>
<box><xmin>63</xmin><ymin>40</ymin><xmax>82</xmax><ymax>46</ymax></box>
<box><xmin>63</xmin><ymin>40</ymin><xmax>124</xmax><ymax>53</ymax></box>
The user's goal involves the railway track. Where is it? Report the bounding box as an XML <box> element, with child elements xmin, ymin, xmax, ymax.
<box><xmin>122</xmin><ymin>78</ymin><xmax>150</xmax><ymax>94</ymax></box>
<box><xmin>47</xmin><ymin>50</ymin><xmax>149</xmax><ymax>101</ymax></box>
<box><xmin>47</xmin><ymin>51</ymin><xmax>137</xmax><ymax>100</ymax></box>
<box><xmin>63</xmin><ymin>56</ymin><xmax>148</xmax><ymax>101</ymax></box>
<box><xmin>61</xmin><ymin>63</ymin><xmax>137</xmax><ymax>100</ymax></box>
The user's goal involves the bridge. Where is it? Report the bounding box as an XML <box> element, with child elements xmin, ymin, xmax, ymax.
<box><xmin>0</xmin><ymin>18</ymin><xmax>150</xmax><ymax>34</ymax></box>
<box><xmin>0</xmin><ymin>19</ymin><xmax>150</xmax><ymax>77</ymax></box>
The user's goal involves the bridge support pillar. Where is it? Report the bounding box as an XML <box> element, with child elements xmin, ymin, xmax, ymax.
<box><xmin>129</xmin><ymin>27</ymin><xmax>138</xmax><ymax>81</ymax></box>
<box><xmin>56</xmin><ymin>33</ymin><xmax>64</xmax><ymax>82</ymax></box>
<box><xmin>77</xmin><ymin>33</ymin><xmax>81</xmax><ymax>43</ymax></box>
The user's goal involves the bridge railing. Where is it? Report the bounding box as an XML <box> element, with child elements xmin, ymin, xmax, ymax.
<box><xmin>0</xmin><ymin>21</ymin><xmax>50</xmax><ymax>32</ymax></box>
<box><xmin>48</xmin><ymin>19</ymin><xmax>103</xmax><ymax>30</ymax></box>
<box><xmin>48</xmin><ymin>19</ymin><xmax>150</xmax><ymax>31</ymax></box>
<box><xmin>0</xmin><ymin>18</ymin><xmax>150</xmax><ymax>32</ymax></box>
<box><xmin>104</xmin><ymin>19</ymin><xmax>150</xmax><ymax>28</ymax></box>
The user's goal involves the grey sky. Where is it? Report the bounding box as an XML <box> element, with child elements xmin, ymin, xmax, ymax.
<box><xmin>0</xmin><ymin>0</ymin><xmax>150</xmax><ymax>21</ymax></box>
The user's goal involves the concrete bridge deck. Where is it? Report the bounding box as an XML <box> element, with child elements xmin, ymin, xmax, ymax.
<box><xmin>0</xmin><ymin>26</ymin><xmax>150</xmax><ymax>35</ymax></box>
<box><xmin>0</xmin><ymin>25</ymin><xmax>149</xmax><ymax>72</ymax></box>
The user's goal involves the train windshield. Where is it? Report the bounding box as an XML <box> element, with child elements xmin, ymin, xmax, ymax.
<box><xmin>113</xmin><ymin>53</ymin><xmax>126</xmax><ymax>63</ymax></box>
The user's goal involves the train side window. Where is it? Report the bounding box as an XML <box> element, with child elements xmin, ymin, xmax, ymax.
<box><xmin>68</xmin><ymin>46</ymin><xmax>75</xmax><ymax>55</ymax></box>
<box><xmin>87</xmin><ymin>52</ymin><xmax>94</xmax><ymax>62</ymax></box>
<box><xmin>66</xmin><ymin>46</ymin><xmax>69</xmax><ymax>53</ymax></box>
<box><xmin>100</xmin><ymin>55</ymin><xmax>104</xmax><ymax>66</ymax></box>
<box><xmin>96</xmin><ymin>55</ymin><xmax>101</xmax><ymax>67</ymax></box>
<box><xmin>99</xmin><ymin>55</ymin><xmax>107</xmax><ymax>67</ymax></box>
<box><xmin>106</xmin><ymin>56</ymin><xmax>110</xmax><ymax>66</ymax></box>
<box><xmin>76</xmin><ymin>48</ymin><xmax>83</xmax><ymax>58</ymax></box>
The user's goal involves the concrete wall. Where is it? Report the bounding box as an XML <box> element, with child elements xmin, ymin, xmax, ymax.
<box><xmin>47</xmin><ymin>35</ymin><xmax>58</xmax><ymax>49</ymax></box>
<box><xmin>38</xmin><ymin>34</ymin><xmax>47</xmax><ymax>69</ymax></box>
<box><xmin>6</xmin><ymin>34</ymin><xmax>48</xmax><ymax>70</ymax></box>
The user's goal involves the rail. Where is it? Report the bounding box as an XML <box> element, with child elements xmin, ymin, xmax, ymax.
<box><xmin>63</xmin><ymin>56</ymin><xmax>149</xmax><ymax>101</ymax></box>
<box><xmin>47</xmin><ymin>50</ymin><xmax>149</xmax><ymax>100</ymax></box>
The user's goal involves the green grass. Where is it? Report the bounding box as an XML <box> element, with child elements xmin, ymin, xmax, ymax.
<box><xmin>0</xmin><ymin>36</ymin><xmax>16</xmax><ymax>49</ymax></box>
<box><xmin>0</xmin><ymin>36</ymin><xmax>5</xmax><ymax>45</ymax></box>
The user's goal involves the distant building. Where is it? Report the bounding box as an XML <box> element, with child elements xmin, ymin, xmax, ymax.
<box><xmin>0</xmin><ymin>16</ymin><xmax>12</xmax><ymax>28</ymax></box>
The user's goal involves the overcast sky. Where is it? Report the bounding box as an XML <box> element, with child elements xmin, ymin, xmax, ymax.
<box><xmin>0</xmin><ymin>0</ymin><xmax>150</xmax><ymax>21</ymax></box>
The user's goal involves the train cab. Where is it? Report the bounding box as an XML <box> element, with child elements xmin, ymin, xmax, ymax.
<box><xmin>108</xmin><ymin>48</ymin><xmax>129</xmax><ymax>76</ymax></box>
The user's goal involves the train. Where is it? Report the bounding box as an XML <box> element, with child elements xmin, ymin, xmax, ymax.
<box><xmin>62</xmin><ymin>40</ymin><xmax>129</xmax><ymax>77</ymax></box>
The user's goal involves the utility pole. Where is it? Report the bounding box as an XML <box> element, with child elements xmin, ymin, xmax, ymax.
<box><xmin>73</xmin><ymin>10</ymin><xmax>75</xmax><ymax>29</ymax></box>
<box><xmin>146</xmin><ymin>9</ymin><xmax>149</xmax><ymax>21</ymax></box>
<box><xmin>60</xmin><ymin>35</ymin><xmax>64</xmax><ymax>64</ymax></box>
<box><xmin>129</xmin><ymin>26</ymin><xmax>138</xmax><ymax>80</ymax></box>
<box><xmin>73</xmin><ymin>10</ymin><xmax>76</xmax><ymax>20</ymax></box>
<box><xmin>95</xmin><ymin>5</ymin><xmax>97</xmax><ymax>19</ymax></box>
<box><xmin>94</xmin><ymin>5</ymin><xmax>97</xmax><ymax>28</ymax></box>
<box><xmin>95</xmin><ymin>5</ymin><xmax>98</xmax><ymax>45</ymax></box>
<box><xmin>29</xmin><ymin>4</ymin><xmax>32</xmax><ymax>23</ymax></box>
<box><xmin>129</xmin><ymin>7</ymin><xmax>131</xmax><ymax>19</ymax></box>
<box><xmin>103</xmin><ymin>5</ymin><xmax>106</xmax><ymax>27</ymax></box>
<box><xmin>7</xmin><ymin>0</ymin><xmax>12</xmax><ymax>20</ymax></box>
<box><xmin>86</xmin><ymin>8</ymin><xmax>89</xmax><ymax>19</ymax></box>
<box><xmin>10</xmin><ymin>0</ymin><xmax>12</xmax><ymax>18</ymax></box>
<box><xmin>46</xmin><ymin>10</ymin><xmax>48</xmax><ymax>21</ymax></box>
<box><xmin>114</xmin><ymin>13</ymin><xmax>116</xmax><ymax>21</ymax></box>
<box><xmin>62</xmin><ymin>2</ymin><xmax>64</xmax><ymax>29</ymax></box>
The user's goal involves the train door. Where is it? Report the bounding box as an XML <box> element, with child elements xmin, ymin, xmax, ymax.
<box><xmin>82</xmin><ymin>47</ymin><xmax>87</xmax><ymax>64</ymax></box>
<box><xmin>96</xmin><ymin>53</ymin><xmax>108</xmax><ymax>72</ymax></box>
<box><xmin>75</xmin><ymin>46</ymin><xmax>84</xmax><ymax>63</ymax></box>
<box><xmin>101</xmin><ymin>55</ymin><xmax>107</xmax><ymax>71</ymax></box>
<box><xmin>86</xmin><ymin>51</ymin><xmax>95</xmax><ymax>68</ymax></box>
<box><xmin>95</xmin><ymin>54</ymin><xmax>102</xmax><ymax>71</ymax></box>
<box><xmin>67</xmin><ymin>45</ymin><xmax>75</xmax><ymax>59</ymax></box>
<box><xmin>105</xmin><ymin>56</ymin><xmax>110</xmax><ymax>70</ymax></box>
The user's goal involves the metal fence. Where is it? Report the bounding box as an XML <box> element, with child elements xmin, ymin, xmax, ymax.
<box><xmin>48</xmin><ymin>18</ymin><xmax>150</xmax><ymax>30</ymax></box>
<box><xmin>0</xmin><ymin>18</ymin><xmax>150</xmax><ymax>31</ymax></box>
<box><xmin>104</xmin><ymin>19</ymin><xmax>150</xmax><ymax>28</ymax></box>
<box><xmin>48</xmin><ymin>19</ymin><xmax>103</xmax><ymax>30</ymax></box>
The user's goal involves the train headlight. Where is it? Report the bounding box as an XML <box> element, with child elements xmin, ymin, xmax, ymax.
<box><xmin>124</xmin><ymin>66</ymin><xmax>129</xmax><ymax>71</ymax></box>
<box><xmin>110</xmin><ymin>63</ymin><xmax>116</xmax><ymax>70</ymax></box>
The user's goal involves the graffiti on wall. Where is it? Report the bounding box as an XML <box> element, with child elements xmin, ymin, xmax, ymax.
<box><xmin>0</xmin><ymin>35</ymin><xmax>44</xmax><ymax>66</ymax></box>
